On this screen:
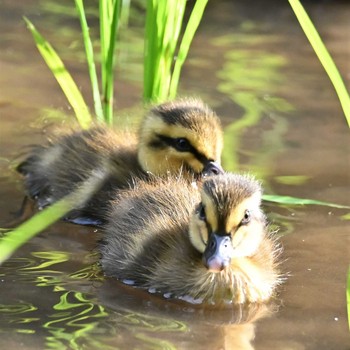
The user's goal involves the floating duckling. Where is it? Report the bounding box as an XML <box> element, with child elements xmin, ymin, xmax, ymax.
<box><xmin>17</xmin><ymin>98</ymin><xmax>223</xmax><ymax>225</ymax></box>
<box><xmin>100</xmin><ymin>173</ymin><xmax>281</xmax><ymax>304</ymax></box>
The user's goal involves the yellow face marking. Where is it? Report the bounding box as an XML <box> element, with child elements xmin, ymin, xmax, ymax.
<box><xmin>201</xmin><ymin>191</ymin><xmax>218</xmax><ymax>233</ymax></box>
<box><xmin>225</xmin><ymin>192</ymin><xmax>261</xmax><ymax>233</ymax></box>
<box><xmin>138</xmin><ymin>112</ymin><xmax>223</xmax><ymax>176</ymax></box>
<box><xmin>230</xmin><ymin>221</ymin><xmax>265</xmax><ymax>258</ymax></box>
<box><xmin>141</xmin><ymin>114</ymin><xmax>221</xmax><ymax>161</ymax></box>
<box><xmin>189</xmin><ymin>216</ymin><xmax>208</xmax><ymax>253</ymax></box>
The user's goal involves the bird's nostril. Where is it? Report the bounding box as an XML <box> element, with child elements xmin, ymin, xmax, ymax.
<box><xmin>202</xmin><ymin>162</ymin><xmax>224</xmax><ymax>177</ymax></box>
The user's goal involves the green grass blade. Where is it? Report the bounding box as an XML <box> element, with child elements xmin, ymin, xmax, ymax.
<box><xmin>145</xmin><ymin>0</ymin><xmax>164</xmax><ymax>102</ymax></box>
<box><xmin>120</xmin><ymin>0</ymin><xmax>131</xmax><ymax>29</ymax></box>
<box><xmin>263</xmin><ymin>194</ymin><xmax>350</xmax><ymax>209</ymax></box>
<box><xmin>99</xmin><ymin>0</ymin><xmax>112</xmax><ymax>105</ymax></box>
<box><xmin>169</xmin><ymin>0</ymin><xmax>208</xmax><ymax>99</ymax></box>
<box><xmin>347</xmin><ymin>266</ymin><xmax>350</xmax><ymax>331</ymax></box>
<box><xmin>0</xmin><ymin>199</ymin><xmax>73</xmax><ymax>264</ymax></box>
<box><xmin>144</xmin><ymin>0</ymin><xmax>157</xmax><ymax>100</ymax></box>
<box><xmin>144</xmin><ymin>0</ymin><xmax>207</xmax><ymax>102</ymax></box>
<box><xmin>75</xmin><ymin>0</ymin><xmax>104</xmax><ymax>122</ymax></box>
<box><xmin>0</xmin><ymin>170</ymin><xmax>108</xmax><ymax>264</ymax></box>
<box><xmin>144</xmin><ymin>0</ymin><xmax>187</xmax><ymax>102</ymax></box>
<box><xmin>288</xmin><ymin>0</ymin><xmax>350</xmax><ymax>127</ymax></box>
<box><xmin>165</xmin><ymin>0</ymin><xmax>186</xmax><ymax>100</ymax></box>
<box><xmin>24</xmin><ymin>17</ymin><xmax>92</xmax><ymax>129</ymax></box>
<box><xmin>148</xmin><ymin>0</ymin><xmax>170</xmax><ymax>102</ymax></box>
<box><xmin>103</xmin><ymin>0</ymin><xmax>122</xmax><ymax>124</ymax></box>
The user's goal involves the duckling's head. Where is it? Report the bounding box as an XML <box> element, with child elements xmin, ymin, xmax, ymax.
<box><xmin>189</xmin><ymin>174</ymin><xmax>265</xmax><ymax>272</ymax></box>
<box><xmin>137</xmin><ymin>98</ymin><xmax>224</xmax><ymax>178</ymax></box>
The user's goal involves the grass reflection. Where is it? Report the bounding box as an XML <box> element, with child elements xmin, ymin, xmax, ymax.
<box><xmin>0</xmin><ymin>303</ymin><xmax>37</xmax><ymax>314</ymax></box>
<box><xmin>0</xmin><ymin>241</ymin><xmax>271</xmax><ymax>347</ymax></box>
<box><xmin>0</xmin><ymin>251</ymin><xmax>189</xmax><ymax>348</ymax></box>
<box><xmin>0</xmin><ymin>251</ymin><xmax>112</xmax><ymax>349</ymax></box>
<box><xmin>0</xmin><ymin>302</ymin><xmax>38</xmax><ymax>335</ymax></box>
<box><xmin>21</xmin><ymin>251</ymin><xmax>69</xmax><ymax>271</ymax></box>
<box><xmin>215</xmin><ymin>38</ymin><xmax>293</xmax><ymax>177</ymax></box>
<box><xmin>44</xmin><ymin>291</ymin><xmax>109</xmax><ymax>350</ymax></box>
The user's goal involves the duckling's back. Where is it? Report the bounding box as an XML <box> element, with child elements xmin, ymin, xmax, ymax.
<box><xmin>100</xmin><ymin>177</ymin><xmax>200</xmax><ymax>283</ymax></box>
<box><xmin>18</xmin><ymin>126</ymin><xmax>141</xmax><ymax>224</ymax></box>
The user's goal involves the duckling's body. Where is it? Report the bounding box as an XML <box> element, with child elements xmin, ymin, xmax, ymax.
<box><xmin>100</xmin><ymin>174</ymin><xmax>281</xmax><ymax>304</ymax></box>
<box><xmin>18</xmin><ymin>98</ymin><xmax>223</xmax><ymax>225</ymax></box>
<box><xmin>18</xmin><ymin>127</ymin><xmax>143</xmax><ymax>224</ymax></box>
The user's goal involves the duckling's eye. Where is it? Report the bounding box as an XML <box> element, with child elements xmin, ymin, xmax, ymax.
<box><xmin>241</xmin><ymin>210</ymin><xmax>251</xmax><ymax>225</ymax></box>
<box><xmin>174</xmin><ymin>138</ymin><xmax>191</xmax><ymax>152</ymax></box>
<box><xmin>197</xmin><ymin>204</ymin><xmax>206</xmax><ymax>221</ymax></box>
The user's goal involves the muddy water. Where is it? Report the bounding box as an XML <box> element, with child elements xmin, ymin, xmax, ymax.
<box><xmin>0</xmin><ymin>0</ymin><xmax>349</xmax><ymax>349</ymax></box>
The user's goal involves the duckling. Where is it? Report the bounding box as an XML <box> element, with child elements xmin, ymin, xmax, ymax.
<box><xmin>100</xmin><ymin>173</ymin><xmax>281</xmax><ymax>304</ymax></box>
<box><xmin>17</xmin><ymin>98</ymin><xmax>223</xmax><ymax>225</ymax></box>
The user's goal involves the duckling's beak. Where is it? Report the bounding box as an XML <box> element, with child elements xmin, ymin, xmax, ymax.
<box><xmin>202</xmin><ymin>233</ymin><xmax>234</xmax><ymax>273</ymax></box>
<box><xmin>202</xmin><ymin>161</ymin><xmax>224</xmax><ymax>177</ymax></box>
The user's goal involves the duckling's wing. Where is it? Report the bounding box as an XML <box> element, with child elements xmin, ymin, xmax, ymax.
<box><xmin>100</xmin><ymin>177</ymin><xmax>199</xmax><ymax>282</ymax></box>
<box><xmin>17</xmin><ymin>126</ymin><xmax>141</xmax><ymax>225</ymax></box>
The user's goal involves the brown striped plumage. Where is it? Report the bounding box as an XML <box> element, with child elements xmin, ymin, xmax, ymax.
<box><xmin>17</xmin><ymin>98</ymin><xmax>223</xmax><ymax>225</ymax></box>
<box><xmin>100</xmin><ymin>173</ymin><xmax>281</xmax><ymax>304</ymax></box>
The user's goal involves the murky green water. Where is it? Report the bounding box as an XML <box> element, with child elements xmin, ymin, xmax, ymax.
<box><xmin>1</xmin><ymin>0</ymin><xmax>349</xmax><ymax>349</ymax></box>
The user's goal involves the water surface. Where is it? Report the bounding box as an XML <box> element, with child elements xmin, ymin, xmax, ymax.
<box><xmin>0</xmin><ymin>0</ymin><xmax>349</xmax><ymax>349</ymax></box>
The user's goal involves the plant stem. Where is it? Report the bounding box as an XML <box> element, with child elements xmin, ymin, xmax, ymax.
<box><xmin>0</xmin><ymin>169</ymin><xmax>109</xmax><ymax>264</ymax></box>
<box><xmin>100</xmin><ymin>0</ymin><xmax>122</xmax><ymax>125</ymax></box>
<box><xmin>169</xmin><ymin>0</ymin><xmax>208</xmax><ymax>99</ymax></box>
<box><xmin>75</xmin><ymin>0</ymin><xmax>104</xmax><ymax>122</ymax></box>
<box><xmin>24</xmin><ymin>17</ymin><xmax>93</xmax><ymax>129</ymax></box>
<box><xmin>288</xmin><ymin>0</ymin><xmax>350</xmax><ymax>127</ymax></box>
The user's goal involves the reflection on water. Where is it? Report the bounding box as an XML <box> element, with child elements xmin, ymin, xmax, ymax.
<box><xmin>0</xmin><ymin>251</ymin><xmax>112</xmax><ymax>349</ymax></box>
<box><xmin>43</xmin><ymin>291</ymin><xmax>109</xmax><ymax>350</ymax></box>
<box><xmin>0</xmin><ymin>251</ymin><xmax>272</xmax><ymax>349</ymax></box>
<box><xmin>0</xmin><ymin>0</ymin><xmax>349</xmax><ymax>349</ymax></box>
<box><xmin>215</xmin><ymin>33</ymin><xmax>293</xmax><ymax>182</ymax></box>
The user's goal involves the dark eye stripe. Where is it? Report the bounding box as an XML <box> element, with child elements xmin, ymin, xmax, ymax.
<box><xmin>155</xmin><ymin>134</ymin><xmax>210</xmax><ymax>165</ymax></box>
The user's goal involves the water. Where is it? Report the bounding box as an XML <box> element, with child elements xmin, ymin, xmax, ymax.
<box><xmin>1</xmin><ymin>0</ymin><xmax>349</xmax><ymax>349</ymax></box>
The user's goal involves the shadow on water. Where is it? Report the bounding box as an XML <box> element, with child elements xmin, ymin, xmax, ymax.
<box><xmin>0</xmin><ymin>0</ymin><xmax>349</xmax><ymax>349</ymax></box>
